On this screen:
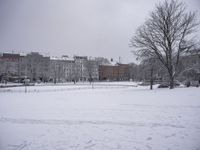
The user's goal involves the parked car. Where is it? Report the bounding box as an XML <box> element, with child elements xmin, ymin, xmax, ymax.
<box><xmin>183</xmin><ymin>80</ymin><xmax>199</xmax><ymax>87</ymax></box>
<box><xmin>158</xmin><ymin>83</ymin><xmax>169</xmax><ymax>88</ymax></box>
<box><xmin>174</xmin><ymin>80</ymin><xmax>181</xmax><ymax>86</ymax></box>
<box><xmin>158</xmin><ymin>80</ymin><xmax>181</xmax><ymax>88</ymax></box>
<box><xmin>189</xmin><ymin>81</ymin><xmax>199</xmax><ymax>87</ymax></box>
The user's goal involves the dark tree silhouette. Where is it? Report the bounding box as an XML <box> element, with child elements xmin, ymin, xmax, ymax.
<box><xmin>130</xmin><ymin>0</ymin><xmax>199</xmax><ymax>89</ymax></box>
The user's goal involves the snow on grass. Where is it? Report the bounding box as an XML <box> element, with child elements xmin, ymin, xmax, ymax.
<box><xmin>0</xmin><ymin>81</ymin><xmax>139</xmax><ymax>93</ymax></box>
<box><xmin>0</xmin><ymin>85</ymin><xmax>200</xmax><ymax>150</ymax></box>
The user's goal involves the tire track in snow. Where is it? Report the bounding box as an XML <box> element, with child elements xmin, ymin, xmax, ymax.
<box><xmin>0</xmin><ymin>117</ymin><xmax>185</xmax><ymax>129</ymax></box>
<box><xmin>8</xmin><ymin>141</ymin><xmax>31</xmax><ymax>150</ymax></box>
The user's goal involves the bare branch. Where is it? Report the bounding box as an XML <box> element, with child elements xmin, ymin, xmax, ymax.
<box><xmin>130</xmin><ymin>0</ymin><xmax>199</xmax><ymax>89</ymax></box>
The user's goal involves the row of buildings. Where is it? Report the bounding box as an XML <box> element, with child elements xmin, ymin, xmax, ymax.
<box><xmin>0</xmin><ymin>52</ymin><xmax>130</xmax><ymax>83</ymax></box>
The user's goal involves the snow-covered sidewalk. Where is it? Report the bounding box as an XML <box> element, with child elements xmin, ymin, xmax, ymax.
<box><xmin>0</xmin><ymin>86</ymin><xmax>200</xmax><ymax>150</ymax></box>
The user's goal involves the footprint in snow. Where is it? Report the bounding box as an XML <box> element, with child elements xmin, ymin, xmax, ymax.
<box><xmin>86</xmin><ymin>140</ymin><xmax>92</xmax><ymax>144</ymax></box>
<box><xmin>165</xmin><ymin>133</ymin><xmax>176</xmax><ymax>138</ymax></box>
<box><xmin>146</xmin><ymin>137</ymin><xmax>152</xmax><ymax>141</ymax></box>
<box><xmin>84</xmin><ymin>144</ymin><xmax>96</xmax><ymax>149</ymax></box>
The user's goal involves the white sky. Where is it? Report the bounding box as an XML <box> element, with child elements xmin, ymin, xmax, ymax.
<box><xmin>0</xmin><ymin>0</ymin><xmax>199</xmax><ymax>63</ymax></box>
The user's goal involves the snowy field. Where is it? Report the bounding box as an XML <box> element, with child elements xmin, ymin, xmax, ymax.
<box><xmin>0</xmin><ymin>82</ymin><xmax>138</xmax><ymax>93</ymax></box>
<box><xmin>0</xmin><ymin>83</ymin><xmax>200</xmax><ymax>150</ymax></box>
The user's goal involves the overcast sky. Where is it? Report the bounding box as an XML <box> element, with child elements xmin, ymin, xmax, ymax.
<box><xmin>0</xmin><ymin>0</ymin><xmax>199</xmax><ymax>63</ymax></box>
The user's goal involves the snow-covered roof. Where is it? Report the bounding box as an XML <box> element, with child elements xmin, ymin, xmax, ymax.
<box><xmin>50</xmin><ymin>56</ymin><xmax>74</xmax><ymax>61</ymax></box>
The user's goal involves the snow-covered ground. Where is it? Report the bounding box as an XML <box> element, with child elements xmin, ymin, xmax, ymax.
<box><xmin>0</xmin><ymin>81</ymin><xmax>139</xmax><ymax>93</ymax></box>
<box><xmin>0</xmin><ymin>83</ymin><xmax>200</xmax><ymax>150</ymax></box>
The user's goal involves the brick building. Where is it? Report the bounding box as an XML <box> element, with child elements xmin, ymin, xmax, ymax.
<box><xmin>0</xmin><ymin>53</ymin><xmax>21</xmax><ymax>76</ymax></box>
<box><xmin>99</xmin><ymin>63</ymin><xmax>130</xmax><ymax>81</ymax></box>
<box><xmin>0</xmin><ymin>53</ymin><xmax>29</xmax><ymax>82</ymax></box>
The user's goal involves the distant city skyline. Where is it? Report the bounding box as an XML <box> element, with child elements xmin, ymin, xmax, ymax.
<box><xmin>0</xmin><ymin>0</ymin><xmax>199</xmax><ymax>63</ymax></box>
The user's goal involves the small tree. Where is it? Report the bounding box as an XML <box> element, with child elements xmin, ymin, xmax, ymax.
<box><xmin>130</xmin><ymin>0</ymin><xmax>199</xmax><ymax>89</ymax></box>
<box><xmin>86</xmin><ymin>61</ymin><xmax>93</xmax><ymax>83</ymax></box>
<box><xmin>85</xmin><ymin>60</ymin><xmax>98</xmax><ymax>84</ymax></box>
<box><xmin>145</xmin><ymin>58</ymin><xmax>157</xmax><ymax>90</ymax></box>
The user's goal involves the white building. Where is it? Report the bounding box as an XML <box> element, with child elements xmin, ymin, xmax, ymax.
<box><xmin>50</xmin><ymin>56</ymin><xmax>75</xmax><ymax>83</ymax></box>
<box><xmin>74</xmin><ymin>56</ymin><xmax>88</xmax><ymax>81</ymax></box>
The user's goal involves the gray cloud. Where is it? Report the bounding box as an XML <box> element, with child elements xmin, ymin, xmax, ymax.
<box><xmin>0</xmin><ymin>0</ymin><xmax>199</xmax><ymax>63</ymax></box>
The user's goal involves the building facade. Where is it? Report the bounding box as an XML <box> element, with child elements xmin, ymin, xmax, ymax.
<box><xmin>86</xmin><ymin>59</ymin><xmax>99</xmax><ymax>81</ymax></box>
<box><xmin>74</xmin><ymin>56</ymin><xmax>88</xmax><ymax>81</ymax></box>
<box><xmin>0</xmin><ymin>53</ymin><xmax>20</xmax><ymax>76</ymax></box>
<box><xmin>1</xmin><ymin>52</ymin><xmax>130</xmax><ymax>83</ymax></box>
<box><xmin>26</xmin><ymin>52</ymin><xmax>50</xmax><ymax>82</ymax></box>
<box><xmin>99</xmin><ymin>63</ymin><xmax>130</xmax><ymax>81</ymax></box>
<box><xmin>50</xmin><ymin>56</ymin><xmax>76</xmax><ymax>83</ymax></box>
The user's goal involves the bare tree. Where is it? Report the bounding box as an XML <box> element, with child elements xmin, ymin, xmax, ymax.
<box><xmin>85</xmin><ymin>60</ymin><xmax>98</xmax><ymax>83</ymax></box>
<box><xmin>143</xmin><ymin>57</ymin><xmax>158</xmax><ymax>90</ymax></box>
<box><xmin>130</xmin><ymin>0</ymin><xmax>199</xmax><ymax>89</ymax></box>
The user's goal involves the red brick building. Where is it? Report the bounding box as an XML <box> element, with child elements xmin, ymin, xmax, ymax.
<box><xmin>99</xmin><ymin>63</ymin><xmax>130</xmax><ymax>81</ymax></box>
<box><xmin>0</xmin><ymin>53</ymin><xmax>21</xmax><ymax>76</ymax></box>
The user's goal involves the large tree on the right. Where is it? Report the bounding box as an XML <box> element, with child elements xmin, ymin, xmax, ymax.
<box><xmin>130</xmin><ymin>0</ymin><xmax>199</xmax><ymax>89</ymax></box>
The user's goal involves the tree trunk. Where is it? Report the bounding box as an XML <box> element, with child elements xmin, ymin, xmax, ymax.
<box><xmin>169</xmin><ymin>73</ymin><xmax>174</xmax><ymax>89</ymax></box>
<box><xmin>150</xmin><ymin>67</ymin><xmax>153</xmax><ymax>90</ymax></box>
